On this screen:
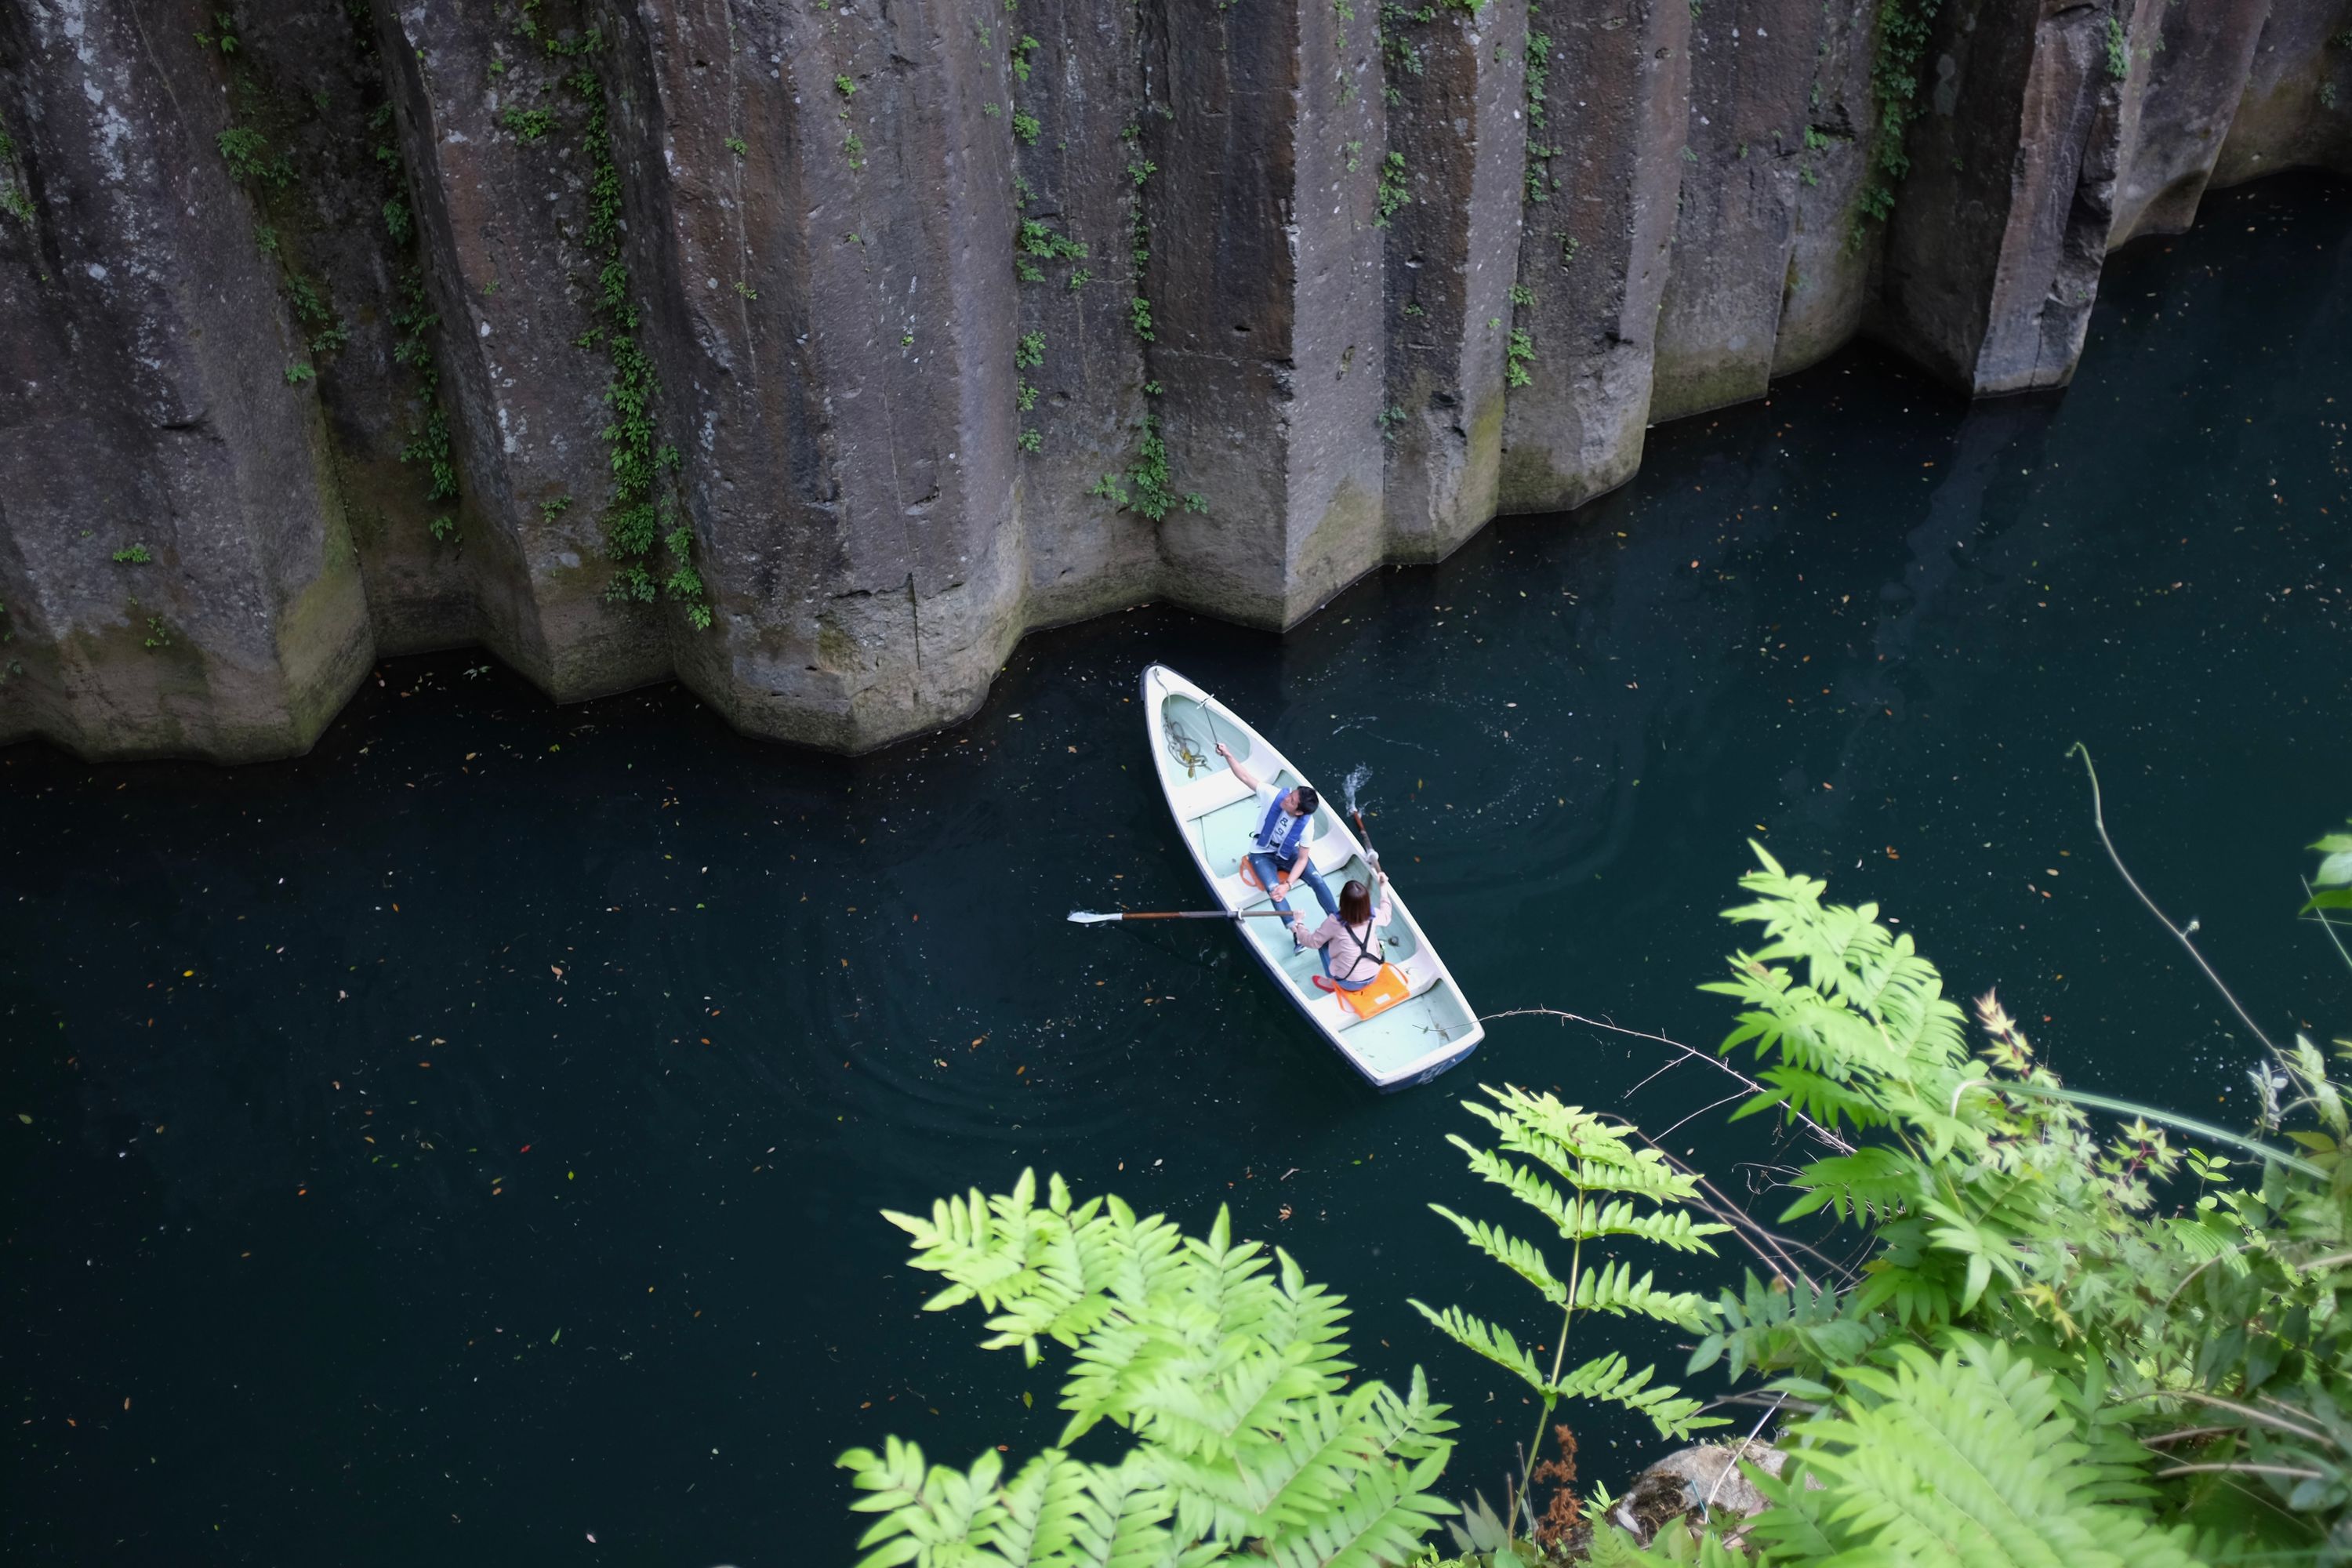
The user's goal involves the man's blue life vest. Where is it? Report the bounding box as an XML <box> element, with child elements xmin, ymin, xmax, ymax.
<box><xmin>1254</xmin><ymin>791</ymin><xmax>1308</xmax><ymax>865</ymax></box>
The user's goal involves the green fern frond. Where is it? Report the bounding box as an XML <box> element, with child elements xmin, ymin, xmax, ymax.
<box><xmin>1260</xmin><ymin>1443</ymin><xmax>1455</xmax><ymax>1568</ymax></box>
<box><xmin>1573</xmin><ymin>1258</ymin><xmax>1715</xmax><ymax>1330</ymax></box>
<box><xmin>1780</xmin><ymin>1145</ymin><xmax>1921</xmax><ymax>1224</ymax></box>
<box><xmin>1428</xmin><ymin>1206</ymin><xmax>1566</xmax><ymax>1303</ymax></box>
<box><xmin>1551</xmin><ymin>1351</ymin><xmax>1723</xmax><ymax>1439</ymax></box>
<box><xmin>1775</xmin><ymin>1340</ymin><xmax>2202</xmax><ymax>1566</ymax></box>
<box><xmin>1406</xmin><ymin>1300</ymin><xmax>1547</xmax><ymax>1394</ymax></box>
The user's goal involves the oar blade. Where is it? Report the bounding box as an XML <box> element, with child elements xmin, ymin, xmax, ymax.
<box><xmin>1067</xmin><ymin>909</ymin><xmax>1123</xmax><ymax>924</ymax></box>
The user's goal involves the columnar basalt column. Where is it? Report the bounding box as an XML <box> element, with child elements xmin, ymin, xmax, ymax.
<box><xmin>1000</xmin><ymin>0</ymin><xmax>1158</xmax><ymax>630</ymax></box>
<box><xmin>1770</xmin><ymin>0</ymin><xmax>1882</xmax><ymax>376</ymax></box>
<box><xmin>1497</xmin><ymin>0</ymin><xmax>1693</xmax><ymax>514</ymax></box>
<box><xmin>713</xmin><ymin>0</ymin><xmax>1025</xmax><ymax>749</ymax></box>
<box><xmin>1143</xmin><ymin>0</ymin><xmax>1389</xmax><ymax>629</ymax></box>
<box><xmin>2107</xmin><ymin>0</ymin><xmax>2270</xmax><ymax>246</ymax></box>
<box><xmin>0</xmin><ymin>0</ymin><xmax>372</xmax><ymax>762</ymax></box>
<box><xmin>379</xmin><ymin>0</ymin><xmax>670</xmax><ymax>702</ymax></box>
<box><xmin>1872</xmin><ymin>0</ymin><xmax>2129</xmax><ymax>394</ymax></box>
<box><xmin>1379</xmin><ymin>0</ymin><xmax>1526</xmax><ymax>564</ymax></box>
<box><xmin>1649</xmin><ymin>0</ymin><xmax>1828</xmax><ymax>420</ymax></box>
<box><xmin>2212</xmin><ymin>0</ymin><xmax>2352</xmax><ymax>188</ymax></box>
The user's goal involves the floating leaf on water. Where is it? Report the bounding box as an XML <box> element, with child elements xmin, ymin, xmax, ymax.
<box><xmin>550</xmin><ymin>1328</ymin><xmax>561</xmax><ymax>1345</ymax></box>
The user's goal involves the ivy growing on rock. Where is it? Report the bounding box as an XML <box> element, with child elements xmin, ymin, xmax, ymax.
<box><xmin>563</xmin><ymin>60</ymin><xmax>711</xmax><ymax>628</ymax></box>
<box><xmin>1853</xmin><ymin>0</ymin><xmax>1947</xmax><ymax>245</ymax></box>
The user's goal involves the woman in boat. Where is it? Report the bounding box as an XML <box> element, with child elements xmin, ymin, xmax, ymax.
<box><xmin>1292</xmin><ymin>872</ymin><xmax>1391</xmax><ymax>994</ymax></box>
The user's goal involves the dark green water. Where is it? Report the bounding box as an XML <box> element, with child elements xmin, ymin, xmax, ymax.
<box><xmin>5</xmin><ymin>176</ymin><xmax>2350</xmax><ymax>1566</ymax></box>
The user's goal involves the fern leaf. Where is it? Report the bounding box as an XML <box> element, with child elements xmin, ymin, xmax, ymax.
<box><xmin>1406</xmin><ymin>1300</ymin><xmax>1547</xmax><ymax>1395</ymax></box>
<box><xmin>1573</xmin><ymin>1258</ymin><xmax>1715</xmax><ymax>1330</ymax></box>
<box><xmin>1783</xmin><ymin>1340</ymin><xmax>2203</xmax><ymax>1567</ymax></box>
<box><xmin>1779</xmin><ymin>1145</ymin><xmax>1920</xmax><ymax>1224</ymax></box>
<box><xmin>1552</xmin><ymin>1352</ymin><xmax>1722</xmax><ymax>1439</ymax></box>
<box><xmin>1428</xmin><ymin>1206</ymin><xmax>1566</xmax><ymax>1303</ymax></box>
<box><xmin>1259</xmin><ymin>1444</ymin><xmax>1454</xmax><ymax>1568</ymax></box>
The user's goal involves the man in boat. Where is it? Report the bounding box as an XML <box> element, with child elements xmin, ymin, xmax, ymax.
<box><xmin>1214</xmin><ymin>741</ymin><xmax>1338</xmax><ymax>943</ymax></box>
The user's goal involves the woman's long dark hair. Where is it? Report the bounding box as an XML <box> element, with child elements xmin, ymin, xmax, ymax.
<box><xmin>1339</xmin><ymin>879</ymin><xmax>1371</xmax><ymax>924</ymax></box>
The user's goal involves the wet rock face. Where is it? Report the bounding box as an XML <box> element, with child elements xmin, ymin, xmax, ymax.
<box><xmin>0</xmin><ymin>0</ymin><xmax>2345</xmax><ymax>761</ymax></box>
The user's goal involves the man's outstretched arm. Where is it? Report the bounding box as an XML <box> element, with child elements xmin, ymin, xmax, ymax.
<box><xmin>1214</xmin><ymin>742</ymin><xmax>1261</xmax><ymax>792</ymax></box>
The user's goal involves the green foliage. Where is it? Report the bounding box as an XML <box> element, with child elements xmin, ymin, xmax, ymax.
<box><xmin>1508</xmin><ymin>284</ymin><xmax>1534</xmax><ymax>310</ymax></box>
<box><xmin>1129</xmin><ymin>297</ymin><xmax>1154</xmax><ymax>342</ymax></box>
<box><xmin>835</xmin><ymin>74</ymin><xmax>858</xmax><ymax>97</ymax></box>
<box><xmin>1014</xmin><ymin>331</ymin><xmax>1046</xmax><ymax>370</ymax></box>
<box><xmin>2103</xmin><ymin>16</ymin><xmax>2130</xmax><ymax>79</ymax></box>
<box><xmin>1694</xmin><ymin>840</ymin><xmax>2352</xmax><ymax>1562</ymax></box>
<box><xmin>142</xmin><ymin>615</ymin><xmax>173</xmax><ymax>652</ymax></box>
<box><xmin>284</xmin><ymin>362</ymin><xmax>316</xmax><ymax>385</ymax></box>
<box><xmin>194</xmin><ymin>10</ymin><xmax>240</xmax><ymax>53</ymax></box>
<box><xmin>1010</xmin><ymin>34</ymin><xmax>1041</xmax><ymax>82</ymax></box>
<box><xmin>1016</xmin><ymin>429</ymin><xmax>1042</xmax><ymax>453</ymax></box>
<box><xmin>567</xmin><ymin>67</ymin><xmax>709</xmax><ymax>626</ymax></box>
<box><xmin>216</xmin><ymin>126</ymin><xmax>289</xmax><ymax>187</ymax></box>
<box><xmin>383</xmin><ymin>197</ymin><xmax>412</xmax><ymax>245</ymax></box>
<box><xmin>2307</xmin><ymin>822</ymin><xmax>2352</xmax><ymax>915</ymax></box>
<box><xmin>1374</xmin><ymin>152</ymin><xmax>1408</xmax><ymax>227</ymax></box>
<box><xmin>839</xmin><ymin>1169</ymin><xmax>1458</xmax><ymax>1568</ymax></box>
<box><xmin>111</xmin><ymin>544</ymin><xmax>153</xmax><ymax>565</ymax></box>
<box><xmin>1853</xmin><ymin>0</ymin><xmax>1944</xmax><ymax>243</ymax></box>
<box><xmin>1522</xmin><ymin>31</ymin><xmax>1552</xmax><ymax>205</ymax></box>
<box><xmin>724</xmin><ymin>136</ymin><xmax>748</xmax><ymax>156</ymax></box>
<box><xmin>427</xmin><ymin>514</ymin><xmax>459</xmax><ymax>543</ymax></box>
<box><xmin>1415</xmin><ymin>1086</ymin><xmax>1728</xmax><ymax>1466</ymax></box>
<box><xmin>1015</xmin><ymin>219</ymin><xmax>1087</xmax><ymax>283</ymax></box>
<box><xmin>1504</xmin><ymin>329</ymin><xmax>1533</xmax><ymax>389</ymax></box>
<box><xmin>1748</xmin><ymin>1337</ymin><xmax>2201</xmax><ymax>1566</ymax></box>
<box><xmin>503</xmin><ymin>105</ymin><xmax>557</xmax><ymax>143</ymax></box>
<box><xmin>1091</xmin><ymin>415</ymin><xmax>1196</xmax><ymax>522</ymax></box>
<box><xmin>1011</xmin><ymin>111</ymin><xmax>1042</xmax><ymax>145</ymax></box>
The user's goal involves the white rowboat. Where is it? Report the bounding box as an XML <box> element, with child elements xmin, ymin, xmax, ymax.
<box><xmin>1140</xmin><ymin>664</ymin><xmax>1483</xmax><ymax>1091</ymax></box>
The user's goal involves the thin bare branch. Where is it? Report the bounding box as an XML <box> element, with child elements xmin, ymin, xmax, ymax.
<box><xmin>2159</xmin><ymin>1390</ymin><xmax>2332</xmax><ymax>1446</ymax></box>
<box><xmin>1482</xmin><ymin>1006</ymin><xmax>1854</xmax><ymax>1155</ymax></box>
<box><xmin>2155</xmin><ymin>1462</ymin><xmax>2325</xmax><ymax>1482</ymax></box>
<box><xmin>2067</xmin><ymin>744</ymin><xmax>2278</xmax><ymax>1055</ymax></box>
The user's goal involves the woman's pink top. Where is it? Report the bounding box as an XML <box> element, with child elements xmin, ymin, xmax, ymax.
<box><xmin>1297</xmin><ymin>895</ymin><xmax>1392</xmax><ymax>984</ymax></box>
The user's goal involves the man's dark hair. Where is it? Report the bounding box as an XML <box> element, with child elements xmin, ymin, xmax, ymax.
<box><xmin>1294</xmin><ymin>786</ymin><xmax>1319</xmax><ymax>815</ymax></box>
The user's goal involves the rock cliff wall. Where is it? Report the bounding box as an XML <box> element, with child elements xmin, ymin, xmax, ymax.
<box><xmin>2</xmin><ymin>0</ymin><xmax>2347</xmax><ymax>760</ymax></box>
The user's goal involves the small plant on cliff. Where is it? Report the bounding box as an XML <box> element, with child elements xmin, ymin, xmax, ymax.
<box><xmin>2103</xmin><ymin>15</ymin><xmax>2130</xmax><ymax>79</ymax></box>
<box><xmin>566</xmin><ymin>64</ymin><xmax>712</xmax><ymax>629</ymax></box>
<box><xmin>1504</xmin><ymin>328</ymin><xmax>1534</xmax><ymax>388</ymax></box>
<box><xmin>141</xmin><ymin>615</ymin><xmax>173</xmax><ymax>652</ymax></box>
<box><xmin>216</xmin><ymin>126</ymin><xmax>290</xmax><ymax>188</ymax></box>
<box><xmin>503</xmin><ymin>105</ymin><xmax>557</xmax><ymax>143</ymax></box>
<box><xmin>838</xmin><ymin>1171</ymin><xmax>1460</xmax><ymax>1567</ymax></box>
<box><xmin>1011</xmin><ymin>110</ymin><xmax>1041</xmax><ymax>145</ymax></box>
<box><xmin>111</xmin><ymin>544</ymin><xmax>154</xmax><ymax>565</ymax></box>
<box><xmin>1522</xmin><ymin>27</ymin><xmax>1553</xmax><ymax>205</ymax></box>
<box><xmin>1374</xmin><ymin>151</ymin><xmax>1409</xmax><ymax>227</ymax></box>
<box><xmin>1853</xmin><ymin>0</ymin><xmax>1946</xmax><ymax>246</ymax></box>
<box><xmin>1128</xmin><ymin>296</ymin><xmax>1155</xmax><ymax>343</ymax></box>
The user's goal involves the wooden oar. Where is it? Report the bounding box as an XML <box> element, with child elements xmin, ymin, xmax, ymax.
<box><xmin>1352</xmin><ymin>808</ymin><xmax>1382</xmax><ymax>872</ymax></box>
<box><xmin>1069</xmin><ymin>908</ymin><xmax>1293</xmax><ymax>924</ymax></box>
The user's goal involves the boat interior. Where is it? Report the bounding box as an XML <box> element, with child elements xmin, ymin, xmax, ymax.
<box><xmin>1154</xmin><ymin>688</ymin><xmax>1479</xmax><ymax>1083</ymax></box>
